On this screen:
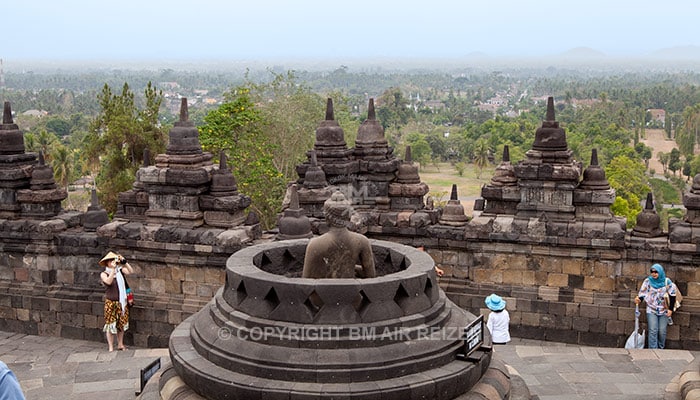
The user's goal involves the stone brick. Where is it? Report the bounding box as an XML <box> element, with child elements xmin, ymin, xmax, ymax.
<box><xmin>13</xmin><ymin>268</ymin><xmax>29</xmax><ymax>282</ymax></box>
<box><xmin>502</xmin><ymin>270</ymin><xmax>523</xmax><ymax>285</ymax></box>
<box><xmin>572</xmin><ymin>316</ymin><xmax>590</xmax><ymax>332</ymax></box>
<box><xmin>476</xmin><ymin>269</ymin><xmax>502</xmax><ymax>284</ymax></box>
<box><xmin>16</xmin><ymin>308</ymin><xmax>30</xmax><ymax>321</ymax></box>
<box><xmin>171</xmin><ymin>266</ymin><xmax>186</xmax><ymax>281</ymax></box>
<box><xmin>547</xmin><ymin>273</ymin><xmax>569</xmax><ymax>287</ymax></box>
<box><xmin>598</xmin><ymin>305</ymin><xmax>618</xmax><ymax>320</ymax></box>
<box><xmin>185</xmin><ymin>267</ymin><xmax>206</xmax><ymax>283</ymax></box>
<box><xmin>442</xmin><ymin>250</ymin><xmax>459</xmax><ymax>265</ymax></box>
<box><xmin>509</xmin><ymin>311</ymin><xmax>522</xmax><ymax>325</ymax></box>
<box><xmin>204</xmin><ymin>268</ymin><xmax>225</xmax><ymax>284</ymax></box>
<box><xmin>606</xmin><ymin>320</ymin><xmax>625</xmax><ymax>335</ymax></box>
<box><xmin>565</xmin><ymin>303</ymin><xmax>579</xmax><ymax>316</ymax></box>
<box><xmin>150</xmin><ymin>279</ymin><xmax>166</xmax><ymax>294</ymax></box>
<box><xmin>584</xmin><ymin>277</ymin><xmax>614</xmax><ymax>291</ymax></box>
<box><xmin>549</xmin><ymin>302</ymin><xmax>567</xmax><ymax>316</ymax></box>
<box><xmin>168</xmin><ymin>310</ymin><xmax>183</xmax><ymax>325</ymax></box>
<box><xmin>165</xmin><ymin>279</ymin><xmax>182</xmax><ymax>294</ymax></box>
<box><xmin>687</xmin><ymin>282</ymin><xmax>700</xmax><ymax>298</ymax></box>
<box><xmin>511</xmin><ymin>324</ymin><xmax>545</xmax><ymax>340</ymax></box>
<box><xmin>61</xmin><ymin>325</ymin><xmax>85</xmax><ymax>340</ymax></box>
<box><xmin>673</xmin><ymin>311</ymin><xmax>690</xmax><ymax>327</ymax></box>
<box><xmin>83</xmin><ymin>314</ymin><xmax>99</xmax><ymax>329</ymax></box>
<box><xmin>589</xmin><ymin>318</ymin><xmax>607</xmax><ymax>333</ymax></box>
<box><xmin>40</xmin><ymin>311</ymin><xmax>57</xmax><ymax>323</ymax></box>
<box><xmin>580</xmin><ymin>304</ymin><xmax>599</xmax><ymax>318</ymax></box>
<box><xmin>666</xmin><ymin>324</ymin><xmax>680</xmax><ymax>341</ymax></box>
<box><xmin>540</xmin><ymin>314</ymin><xmax>557</xmax><ymax>329</ymax></box>
<box><xmin>534</xmin><ymin>271</ymin><xmax>548</xmax><ymax>286</ymax></box>
<box><xmin>196</xmin><ymin>284</ymin><xmax>214</xmax><ymax>299</ymax></box>
<box><xmin>532</xmin><ymin>300</ymin><xmax>549</xmax><ymax>313</ymax></box>
<box><xmin>31</xmin><ymin>297</ymin><xmax>49</xmax><ymax>311</ymax></box>
<box><xmin>182</xmin><ymin>281</ymin><xmax>197</xmax><ymax>296</ymax></box>
<box><xmin>516</xmin><ymin>298</ymin><xmax>532</xmax><ymax>312</ymax></box>
<box><xmin>38</xmin><ymin>322</ymin><xmax>61</xmax><ymax>337</ymax></box>
<box><xmin>618</xmin><ymin>307</ymin><xmax>635</xmax><ymax>321</ymax></box>
<box><xmin>55</xmin><ymin>270</ymin><xmax>74</xmax><ymax>285</ymax></box>
<box><xmin>521</xmin><ymin>312</ymin><xmax>539</xmax><ymax>326</ymax></box>
<box><xmin>560</xmin><ymin>259</ymin><xmax>581</xmax><ymax>275</ymax></box>
<box><xmin>539</xmin><ymin>257</ymin><xmax>562</xmax><ymax>273</ymax></box>
<box><xmin>546</xmin><ymin>328</ymin><xmax>578</xmax><ymax>344</ymax></box>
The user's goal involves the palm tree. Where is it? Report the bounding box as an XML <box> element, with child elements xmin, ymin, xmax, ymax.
<box><xmin>473</xmin><ymin>138</ymin><xmax>490</xmax><ymax>178</ymax></box>
<box><xmin>51</xmin><ymin>145</ymin><xmax>72</xmax><ymax>187</ymax></box>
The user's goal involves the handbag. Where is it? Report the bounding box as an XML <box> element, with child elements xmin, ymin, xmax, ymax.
<box><xmin>124</xmin><ymin>276</ymin><xmax>135</xmax><ymax>307</ymax></box>
<box><xmin>663</xmin><ymin>279</ymin><xmax>682</xmax><ymax>311</ymax></box>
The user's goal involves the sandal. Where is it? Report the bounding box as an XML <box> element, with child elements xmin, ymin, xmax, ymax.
<box><xmin>118</xmin><ymin>346</ymin><xmax>128</xmax><ymax>351</ymax></box>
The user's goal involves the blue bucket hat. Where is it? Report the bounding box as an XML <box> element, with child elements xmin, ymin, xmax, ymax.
<box><xmin>485</xmin><ymin>294</ymin><xmax>506</xmax><ymax>311</ymax></box>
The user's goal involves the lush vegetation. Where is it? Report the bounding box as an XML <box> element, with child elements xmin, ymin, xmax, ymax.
<box><xmin>3</xmin><ymin>63</ymin><xmax>700</xmax><ymax>229</ymax></box>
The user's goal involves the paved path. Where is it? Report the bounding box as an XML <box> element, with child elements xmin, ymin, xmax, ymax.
<box><xmin>0</xmin><ymin>331</ymin><xmax>168</xmax><ymax>400</ymax></box>
<box><xmin>495</xmin><ymin>338</ymin><xmax>699</xmax><ymax>400</ymax></box>
<box><xmin>0</xmin><ymin>331</ymin><xmax>697</xmax><ymax>399</ymax></box>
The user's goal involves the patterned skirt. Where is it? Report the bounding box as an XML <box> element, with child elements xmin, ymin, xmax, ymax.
<box><xmin>103</xmin><ymin>299</ymin><xmax>129</xmax><ymax>334</ymax></box>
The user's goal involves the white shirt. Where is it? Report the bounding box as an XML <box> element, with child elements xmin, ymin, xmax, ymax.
<box><xmin>486</xmin><ymin>310</ymin><xmax>511</xmax><ymax>344</ymax></box>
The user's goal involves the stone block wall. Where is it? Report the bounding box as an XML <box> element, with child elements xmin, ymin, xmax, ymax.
<box><xmin>417</xmin><ymin>238</ymin><xmax>700</xmax><ymax>350</ymax></box>
<box><xmin>0</xmin><ymin>217</ymin><xmax>249</xmax><ymax>348</ymax></box>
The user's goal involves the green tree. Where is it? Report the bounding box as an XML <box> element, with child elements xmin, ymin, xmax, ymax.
<box><xmin>605</xmin><ymin>155</ymin><xmax>649</xmax><ymax>228</ymax></box>
<box><xmin>199</xmin><ymin>86</ymin><xmax>286</xmax><ymax>230</ymax></box>
<box><xmin>51</xmin><ymin>144</ymin><xmax>73</xmax><ymax>187</ymax></box>
<box><xmin>376</xmin><ymin>87</ymin><xmax>414</xmax><ymax>132</ymax></box>
<box><xmin>473</xmin><ymin>138</ymin><xmax>490</xmax><ymax>178</ymax></box>
<box><xmin>248</xmin><ymin>71</ymin><xmax>325</xmax><ymax>181</ymax></box>
<box><xmin>677</xmin><ymin>104</ymin><xmax>700</xmax><ymax>156</ymax></box>
<box><xmin>669</xmin><ymin>148</ymin><xmax>682</xmax><ymax>176</ymax></box>
<box><xmin>84</xmin><ymin>82</ymin><xmax>166</xmax><ymax>213</ymax></box>
<box><xmin>634</xmin><ymin>142</ymin><xmax>653</xmax><ymax>170</ymax></box>
<box><xmin>658</xmin><ymin>152</ymin><xmax>669</xmax><ymax>175</ymax></box>
<box><xmin>404</xmin><ymin>132</ymin><xmax>432</xmax><ymax>169</ymax></box>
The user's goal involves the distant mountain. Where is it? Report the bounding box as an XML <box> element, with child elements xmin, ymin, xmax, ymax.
<box><xmin>559</xmin><ymin>47</ymin><xmax>607</xmax><ymax>59</ymax></box>
<box><xmin>651</xmin><ymin>45</ymin><xmax>700</xmax><ymax>60</ymax></box>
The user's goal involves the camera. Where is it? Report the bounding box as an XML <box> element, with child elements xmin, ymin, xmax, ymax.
<box><xmin>118</xmin><ymin>257</ymin><xmax>127</xmax><ymax>265</ymax></box>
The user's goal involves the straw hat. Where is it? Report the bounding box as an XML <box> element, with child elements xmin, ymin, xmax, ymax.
<box><xmin>99</xmin><ymin>251</ymin><xmax>120</xmax><ymax>267</ymax></box>
<box><xmin>485</xmin><ymin>294</ymin><xmax>506</xmax><ymax>311</ymax></box>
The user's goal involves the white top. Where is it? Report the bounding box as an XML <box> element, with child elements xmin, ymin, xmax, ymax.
<box><xmin>486</xmin><ymin>310</ymin><xmax>511</xmax><ymax>344</ymax></box>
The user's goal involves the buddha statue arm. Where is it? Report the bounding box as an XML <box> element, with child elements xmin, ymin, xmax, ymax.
<box><xmin>356</xmin><ymin>237</ymin><xmax>376</xmax><ymax>278</ymax></box>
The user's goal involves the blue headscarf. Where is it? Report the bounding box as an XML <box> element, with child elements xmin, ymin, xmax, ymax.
<box><xmin>648</xmin><ymin>263</ymin><xmax>666</xmax><ymax>289</ymax></box>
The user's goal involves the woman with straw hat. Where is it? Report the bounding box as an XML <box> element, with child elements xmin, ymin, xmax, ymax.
<box><xmin>485</xmin><ymin>293</ymin><xmax>511</xmax><ymax>345</ymax></box>
<box><xmin>99</xmin><ymin>251</ymin><xmax>134</xmax><ymax>352</ymax></box>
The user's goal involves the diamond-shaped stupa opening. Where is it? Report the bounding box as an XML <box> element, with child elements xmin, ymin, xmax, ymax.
<box><xmin>264</xmin><ymin>287</ymin><xmax>280</xmax><ymax>311</ymax></box>
<box><xmin>353</xmin><ymin>290</ymin><xmax>371</xmax><ymax>314</ymax></box>
<box><xmin>304</xmin><ymin>290</ymin><xmax>323</xmax><ymax>316</ymax></box>
<box><xmin>393</xmin><ymin>283</ymin><xmax>410</xmax><ymax>311</ymax></box>
<box><xmin>234</xmin><ymin>280</ymin><xmax>247</xmax><ymax>304</ymax></box>
<box><xmin>254</xmin><ymin>242</ymin><xmax>410</xmax><ymax>277</ymax></box>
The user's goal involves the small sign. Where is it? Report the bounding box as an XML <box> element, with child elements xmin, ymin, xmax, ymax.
<box><xmin>136</xmin><ymin>357</ymin><xmax>162</xmax><ymax>395</ymax></box>
<box><xmin>463</xmin><ymin>315</ymin><xmax>484</xmax><ymax>356</ymax></box>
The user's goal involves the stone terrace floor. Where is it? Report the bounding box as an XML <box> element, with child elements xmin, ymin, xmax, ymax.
<box><xmin>0</xmin><ymin>331</ymin><xmax>697</xmax><ymax>399</ymax></box>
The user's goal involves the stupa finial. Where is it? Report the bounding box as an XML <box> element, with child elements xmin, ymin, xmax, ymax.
<box><xmin>325</xmin><ymin>98</ymin><xmax>334</xmax><ymax>121</ymax></box>
<box><xmin>546</xmin><ymin>96</ymin><xmax>555</xmax><ymax>121</ymax></box>
<box><xmin>3</xmin><ymin>101</ymin><xmax>12</xmax><ymax>124</ymax></box>
<box><xmin>179</xmin><ymin>98</ymin><xmax>189</xmax><ymax>122</ymax></box>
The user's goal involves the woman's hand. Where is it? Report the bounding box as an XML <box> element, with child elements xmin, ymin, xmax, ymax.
<box><xmin>634</xmin><ymin>296</ymin><xmax>641</xmax><ymax>305</ymax></box>
<box><xmin>666</xmin><ymin>309</ymin><xmax>673</xmax><ymax>317</ymax></box>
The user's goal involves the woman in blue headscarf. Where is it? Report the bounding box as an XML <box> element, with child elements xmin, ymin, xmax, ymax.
<box><xmin>634</xmin><ymin>263</ymin><xmax>676</xmax><ymax>349</ymax></box>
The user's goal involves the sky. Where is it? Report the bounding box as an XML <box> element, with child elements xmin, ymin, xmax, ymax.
<box><xmin>4</xmin><ymin>0</ymin><xmax>700</xmax><ymax>63</ymax></box>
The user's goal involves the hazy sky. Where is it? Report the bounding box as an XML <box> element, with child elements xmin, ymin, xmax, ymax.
<box><xmin>4</xmin><ymin>0</ymin><xmax>699</xmax><ymax>62</ymax></box>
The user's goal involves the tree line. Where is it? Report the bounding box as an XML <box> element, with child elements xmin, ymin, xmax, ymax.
<box><xmin>2</xmin><ymin>66</ymin><xmax>700</xmax><ymax>229</ymax></box>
